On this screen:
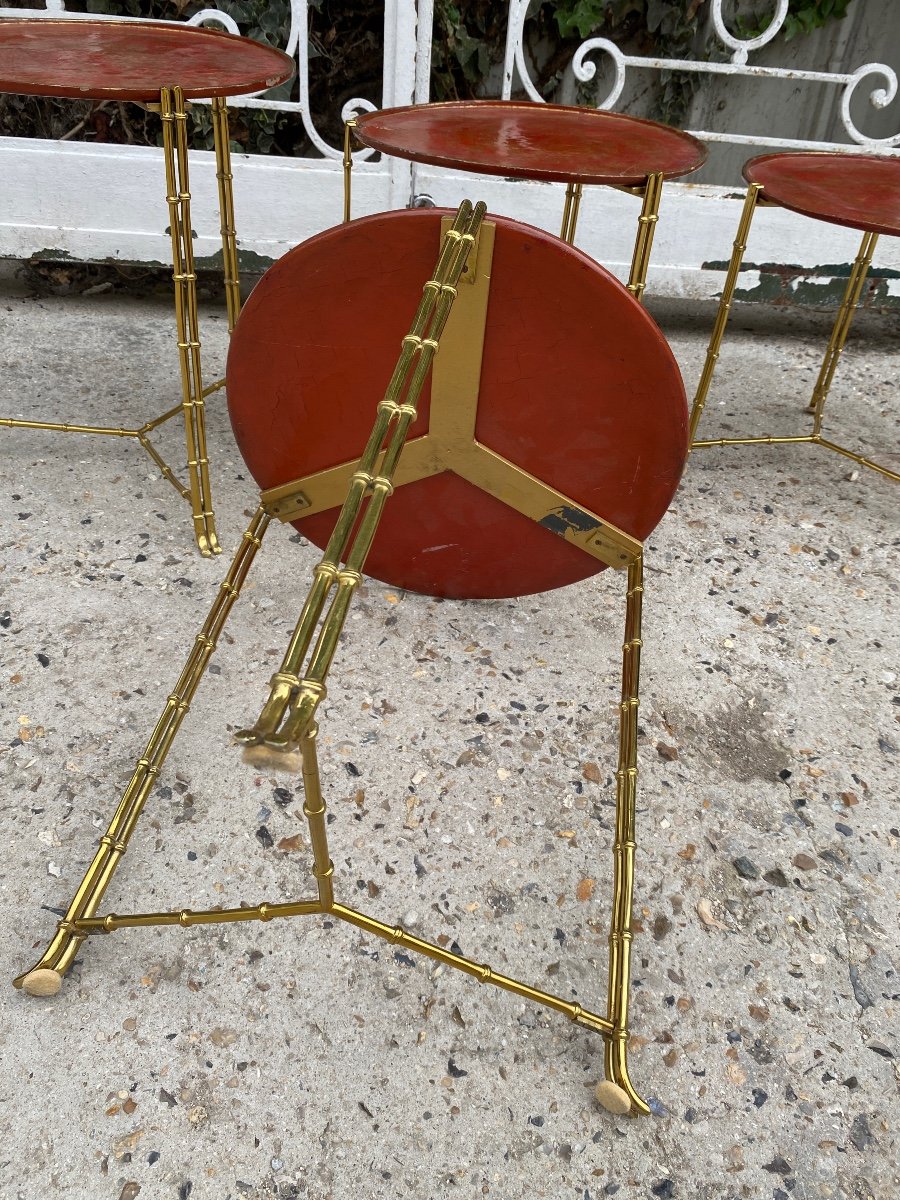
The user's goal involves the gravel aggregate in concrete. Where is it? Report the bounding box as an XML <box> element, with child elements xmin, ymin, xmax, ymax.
<box><xmin>0</xmin><ymin>275</ymin><xmax>897</xmax><ymax>1200</ymax></box>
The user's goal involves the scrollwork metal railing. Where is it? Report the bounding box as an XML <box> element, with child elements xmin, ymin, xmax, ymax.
<box><xmin>502</xmin><ymin>0</ymin><xmax>899</xmax><ymax>156</ymax></box>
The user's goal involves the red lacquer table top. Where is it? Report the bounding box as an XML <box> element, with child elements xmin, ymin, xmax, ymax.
<box><xmin>744</xmin><ymin>152</ymin><xmax>900</xmax><ymax>237</ymax></box>
<box><xmin>227</xmin><ymin>208</ymin><xmax>688</xmax><ymax>600</ymax></box>
<box><xmin>354</xmin><ymin>101</ymin><xmax>707</xmax><ymax>187</ymax></box>
<box><xmin>0</xmin><ymin>18</ymin><xmax>293</xmax><ymax>101</ymax></box>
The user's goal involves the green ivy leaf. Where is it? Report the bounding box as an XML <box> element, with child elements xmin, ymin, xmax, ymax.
<box><xmin>554</xmin><ymin>0</ymin><xmax>608</xmax><ymax>40</ymax></box>
<box><xmin>781</xmin><ymin>0</ymin><xmax>852</xmax><ymax>41</ymax></box>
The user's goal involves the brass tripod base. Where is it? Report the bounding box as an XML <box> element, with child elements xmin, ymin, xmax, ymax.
<box><xmin>16</xmin><ymin>892</ymin><xmax>649</xmax><ymax>1116</ymax></box>
<box><xmin>13</xmin><ymin>506</ymin><xmax>652</xmax><ymax>1118</ymax></box>
<box><xmin>689</xmin><ymin>188</ymin><xmax>897</xmax><ymax>486</ymax></box>
<box><xmin>0</xmin><ymin>397</ymin><xmax>222</xmax><ymax>557</ymax></box>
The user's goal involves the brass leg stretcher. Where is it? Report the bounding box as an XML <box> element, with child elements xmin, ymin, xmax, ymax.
<box><xmin>689</xmin><ymin>182</ymin><xmax>899</xmax><ymax>484</ymax></box>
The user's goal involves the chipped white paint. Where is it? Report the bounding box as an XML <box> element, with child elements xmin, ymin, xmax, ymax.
<box><xmin>711</xmin><ymin>0</ymin><xmax>789</xmax><ymax>63</ymax></box>
<box><xmin>411</xmin><ymin>169</ymin><xmax>900</xmax><ymax>299</ymax></box>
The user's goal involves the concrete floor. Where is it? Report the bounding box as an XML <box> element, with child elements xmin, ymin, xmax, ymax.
<box><xmin>0</xmin><ymin>268</ymin><xmax>897</xmax><ymax>1200</ymax></box>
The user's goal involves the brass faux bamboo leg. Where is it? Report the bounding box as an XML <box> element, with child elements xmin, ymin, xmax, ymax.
<box><xmin>597</xmin><ymin>555</ymin><xmax>650</xmax><ymax>1116</ymax></box>
<box><xmin>160</xmin><ymin>85</ymin><xmax>221</xmax><ymax>558</ymax></box>
<box><xmin>211</xmin><ymin>95</ymin><xmax>242</xmax><ymax>333</ymax></box>
<box><xmin>3</xmin><ymin>94</ymin><xmax>234</xmax><ymax>548</ymax></box>
<box><xmin>808</xmin><ymin>229</ymin><xmax>878</xmax><ymax>434</ymax></box>
<box><xmin>688</xmin><ymin>183</ymin><xmax>762</xmax><ymax>444</ymax></box>
<box><xmin>235</xmin><ymin>201</ymin><xmax>485</xmax><ymax>750</ymax></box>
<box><xmin>688</xmin><ymin>198</ymin><xmax>895</xmax><ymax>480</ymax></box>
<box><xmin>299</xmin><ymin>723</ymin><xmax>334</xmax><ymax>909</ymax></box>
<box><xmin>343</xmin><ymin>118</ymin><xmax>357</xmax><ymax>224</ymax></box>
<box><xmin>14</xmin><ymin>507</ymin><xmax>271</xmax><ymax>995</ymax></box>
<box><xmin>626</xmin><ymin>172</ymin><xmax>664</xmax><ymax>305</ymax></box>
<box><xmin>268</xmin><ymin>216</ymin><xmax>482</xmax><ymax>750</ymax></box>
<box><xmin>560</xmin><ymin>181</ymin><xmax>584</xmax><ymax>245</ymax></box>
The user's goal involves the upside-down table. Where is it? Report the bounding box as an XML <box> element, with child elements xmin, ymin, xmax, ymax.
<box><xmin>15</xmin><ymin>201</ymin><xmax>689</xmax><ymax>1117</ymax></box>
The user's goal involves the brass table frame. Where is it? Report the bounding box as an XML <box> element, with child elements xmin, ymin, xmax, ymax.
<box><xmin>689</xmin><ymin>183</ymin><xmax>899</xmax><ymax>484</ymax></box>
<box><xmin>343</xmin><ymin>118</ymin><xmax>664</xmax><ymax>306</ymax></box>
<box><xmin>15</xmin><ymin>202</ymin><xmax>654</xmax><ymax>1118</ymax></box>
<box><xmin>0</xmin><ymin>86</ymin><xmax>241</xmax><ymax>555</ymax></box>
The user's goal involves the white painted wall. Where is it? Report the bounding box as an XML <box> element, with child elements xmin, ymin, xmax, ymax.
<box><xmin>0</xmin><ymin>137</ymin><xmax>391</xmax><ymax>266</ymax></box>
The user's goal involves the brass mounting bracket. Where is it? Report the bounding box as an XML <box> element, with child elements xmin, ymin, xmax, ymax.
<box><xmin>261</xmin><ymin>218</ymin><xmax>641</xmax><ymax>570</ymax></box>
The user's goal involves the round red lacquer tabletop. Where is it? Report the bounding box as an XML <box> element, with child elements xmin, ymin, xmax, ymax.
<box><xmin>354</xmin><ymin>101</ymin><xmax>707</xmax><ymax>187</ymax></box>
<box><xmin>227</xmin><ymin>209</ymin><xmax>688</xmax><ymax>600</ymax></box>
<box><xmin>0</xmin><ymin>18</ymin><xmax>293</xmax><ymax>101</ymax></box>
<box><xmin>744</xmin><ymin>152</ymin><xmax>900</xmax><ymax>237</ymax></box>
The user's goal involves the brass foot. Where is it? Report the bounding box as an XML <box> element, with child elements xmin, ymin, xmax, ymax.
<box><xmin>19</xmin><ymin>968</ymin><xmax>63</xmax><ymax>997</ymax></box>
<box><xmin>603</xmin><ymin>1040</ymin><xmax>651</xmax><ymax>1116</ymax></box>
<box><xmin>196</xmin><ymin>524</ymin><xmax>222</xmax><ymax>558</ymax></box>
<box><xmin>239</xmin><ymin>743</ymin><xmax>303</xmax><ymax>773</ymax></box>
<box><xmin>595</xmin><ymin>1080</ymin><xmax>633</xmax><ymax>1115</ymax></box>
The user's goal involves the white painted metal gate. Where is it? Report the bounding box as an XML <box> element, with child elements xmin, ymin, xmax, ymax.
<box><xmin>0</xmin><ymin>1</ymin><xmax>898</xmax><ymax>300</ymax></box>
